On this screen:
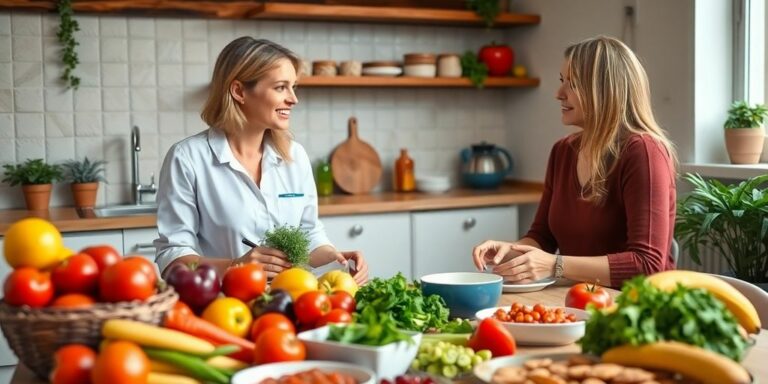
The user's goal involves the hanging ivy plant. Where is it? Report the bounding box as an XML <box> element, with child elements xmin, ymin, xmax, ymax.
<box><xmin>56</xmin><ymin>0</ymin><xmax>80</xmax><ymax>89</ymax></box>
<box><xmin>467</xmin><ymin>0</ymin><xmax>501</xmax><ymax>28</ymax></box>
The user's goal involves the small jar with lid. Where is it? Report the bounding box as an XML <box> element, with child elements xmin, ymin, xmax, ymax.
<box><xmin>403</xmin><ymin>53</ymin><xmax>437</xmax><ymax>78</ymax></box>
<box><xmin>339</xmin><ymin>60</ymin><xmax>362</xmax><ymax>76</ymax></box>
<box><xmin>312</xmin><ymin>60</ymin><xmax>337</xmax><ymax>76</ymax></box>
<box><xmin>437</xmin><ymin>54</ymin><xmax>462</xmax><ymax>78</ymax></box>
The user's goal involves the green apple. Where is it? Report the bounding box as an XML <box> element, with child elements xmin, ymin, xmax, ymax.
<box><xmin>318</xmin><ymin>270</ymin><xmax>358</xmax><ymax>296</ymax></box>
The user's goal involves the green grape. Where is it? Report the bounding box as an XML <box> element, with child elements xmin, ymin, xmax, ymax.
<box><xmin>426</xmin><ymin>363</ymin><xmax>441</xmax><ymax>375</ymax></box>
<box><xmin>476</xmin><ymin>349</ymin><xmax>493</xmax><ymax>361</ymax></box>
<box><xmin>441</xmin><ymin>348</ymin><xmax>458</xmax><ymax>365</ymax></box>
<box><xmin>456</xmin><ymin>353</ymin><xmax>472</xmax><ymax>368</ymax></box>
<box><xmin>442</xmin><ymin>364</ymin><xmax>459</xmax><ymax>379</ymax></box>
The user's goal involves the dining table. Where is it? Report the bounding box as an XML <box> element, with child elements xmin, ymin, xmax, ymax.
<box><xmin>8</xmin><ymin>286</ymin><xmax>768</xmax><ymax>383</ymax></box>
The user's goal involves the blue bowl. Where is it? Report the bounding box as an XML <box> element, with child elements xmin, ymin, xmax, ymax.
<box><xmin>420</xmin><ymin>272</ymin><xmax>503</xmax><ymax>319</ymax></box>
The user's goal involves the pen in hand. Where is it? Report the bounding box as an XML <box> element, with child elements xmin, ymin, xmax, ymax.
<box><xmin>241</xmin><ymin>238</ymin><xmax>258</xmax><ymax>248</ymax></box>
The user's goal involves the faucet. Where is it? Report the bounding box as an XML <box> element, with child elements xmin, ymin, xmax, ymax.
<box><xmin>131</xmin><ymin>125</ymin><xmax>157</xmax><ymax>205</ymax></box>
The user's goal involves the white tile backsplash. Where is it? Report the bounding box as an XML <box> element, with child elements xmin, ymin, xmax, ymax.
<box><xmin>100</xmin><ymin>17</ymin><xmax>127</xmax><ymax>37</ymax></box>
<box><xmin>102</xmin><ymin>112</ymin><xmax>130</xmax><ymax>136</ymax></box>
<box><xmin>45</xmin><ymin>137</ymin><xmax>75</xmax><ymax>163</ymax></box>
<box><xmin>102</xmin><ymin>87</ymin><xmax>129</xmax><ymax>111</ymax></box>
<box><xmin>75</xmin><ymin>112</ymin><xmax>102</xmax><ymax>136</ymax></box>
<box><xmin>101</xmin><ymin>38</ymin><xmax>128</xmax><ymax>62</ymax></box>
<box><xmin>14</xmin><ymin>88</ymin><xmax>43</xmax><ymax>112</ymax></box>
<box><xmin>0</xmin><ymin>139</ymin><xmax>14</xmax><ymax>164</ymax></box>
<box><xmin>157</xmin><ymin>40</ymin><xmax>182</xmax><ymax>63</ymax></box>
<box><xmin>156</xmin><ymin>20</ymin><xmax>182</xmax><ymax>39</ymax></box>
<box><xmin>130</xmin><ymin>63</ymin><xmax>156</xmax><ymax>86</ymax></box>
<box><xmin>128</xmin><ymin>18</ymin><xmax>155</xmax><ymax>38</ymax></box>
<box><xmin>74</xmin><ymin>88</ymin><xmax>102</xmax><ymax>111</ymax></box>
<box><xmin>129</xmin><ymin>39</ymin><xmax>156</xmax><ymax>62</ymax></box>
<box><xmin>12</xmin><ymin>36</ymin><xmax>42</xmax><ymax>62</ymax></box>
<box><xmin>101</xmin><ymin>63</ymin><xmax>129</xmax><ymax>86</ymax></box>
<box><xmin>44</xmin><ymin>88</ymin><xmax>72</xmax><ymax>112</ymax></box>
<box><xmin>74</xmin><ymin>136</ymin><xmax>104</xmax><ymax>161</ymax></box>
<box><xmin>130</xmin><ymin>88</ymin><xmax>157</xmax><ymax>111</ymax></box>
<box><xmin>13</xmin><ymin>61</ymin><xmax>43</xmax><ymax>87</ymax></box>
<box><xmin>182</xmin><ymin>20</ymin><xmax>207</xmax><ymax>40</ymax></box>
<box><xmin>11</xmin><ymin>14</ymin><xmax>40</xmax><ymax>36</ymax></box>
<box><xmin>157</xmin><ymin>64</ymin><xmax>183</xmax><ymax>87</ymax></box>
<box><xmin>183</xmin><ymin>41</ymin><xmax>208</xmax><ymax>64</ymax></box>
<box><xmin>74</xmin><ymin>16</ymin><xmax>99</xmax><ymax>38</ymax></box>
<box><xmin>0</xmin><ymin>15</ymin><xmax>11</xmax><ymax>35</ymax></box>
<box><xmin>131</xmin><ymin>111</ymin><xmax>158</xmax><ymax>135</ymax></box>
<box><xmin>76</xmin><ymin>62</ymin><xmax>101</xmax><ymax>87</ymax></box>
<box><xmin>0</xmin><ymin>36</ymin><xmax>10</xmax><ymax>62</ymax></box>
<box><xmin>16</xmin><ymin>137</ymin><xmax>45</xmax><ymax>161</ymax></box>
<box><xmin>78</xmin><ymin>37</ymin><xmax>100</xmax><ymax>62</ymax></box>
<box><xmin>0</xmin><ymin>113</ymin><xmax>12</xmax><ymax>137</ymax></box>
<box><xmin>45</xmin><ymin>112</ymin><xmax>73</xmax><ymax>137</ymax></box>
<box><xmin>0</xmin><ymin>89</ymin><xmax>11</xmax><ymax>112</ymax></box>
<box><xmin>183</xmin><ymin>64</ymin><xmax>209</xmax><ymax>88</ymax></box>
<box><xmin>0</xmin><ymin>63</ymin><xmax>9</xmax><ymax>89</ymax></box>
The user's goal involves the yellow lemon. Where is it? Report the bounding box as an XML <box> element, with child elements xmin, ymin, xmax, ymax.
<box><xmin>3</xmin><ymin>218</ymin><xmax>63</xmax><ymax>269</ymax></box>
<box><xmin>512</xmin><ymin>64</ymin><xmax>528</xmax><ymax>78</ymax></box>
<box><xmin>270</xmin><ymin>267</ymin><xmax>318</xmax><ymax>300</ymax></box>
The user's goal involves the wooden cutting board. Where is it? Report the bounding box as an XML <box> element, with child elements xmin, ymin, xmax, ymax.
<box><xmin>330</xmin><ymin>117</ymin><xmax>382</xmax><ymax>194</ymax></box>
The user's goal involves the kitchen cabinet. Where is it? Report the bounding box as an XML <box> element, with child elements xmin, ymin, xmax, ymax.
<box><xmin>411</xmin><ymin>206</ymin><xmax>517</xmax><ymax>278</ymax></box>
<box><xmin>0</xmin><ymin>237</ymin><xmax>15</xmax><ymax>371</ymax></box>
<box><xmin>321</xmin><ymin>213</ymin><xmax>412</xmax><ymax>279</ymax></box>
<box><xmin>123</xmin><ymin>228</ymin><xmax>161</xmax><ymax>276</ymax></box>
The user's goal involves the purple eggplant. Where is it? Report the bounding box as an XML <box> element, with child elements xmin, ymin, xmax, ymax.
<box><xmin>252</xmin><ymin>289</ymin><xmax>295</xmax><ymax>320</ymax></box>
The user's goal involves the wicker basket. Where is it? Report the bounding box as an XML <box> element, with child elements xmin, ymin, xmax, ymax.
<box><xmin>0</xmin><ymin>287</ymin><xmax>178</xmax><ymax>380</ymax></box>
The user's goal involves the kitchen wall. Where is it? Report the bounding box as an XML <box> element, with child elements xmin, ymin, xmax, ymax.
<box><xmin>0</xmin><ymin>10</ymin><xmax>511</xmax><ymax>209</ymax></box>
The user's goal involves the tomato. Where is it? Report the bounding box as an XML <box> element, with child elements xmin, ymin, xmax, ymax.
<box><xmin>50</xmin><ymin>344</ymin><xmax>96</xmax><ymax>384</ymax></box>
<box><xmin>329</xmin><ymin>291</ymin><xmax>356</xmax><ymax>312</ymax></box>
<box><xmin>294</xmin><ymin>291</ymin><xmax>331</xmax><ymax>326</ymax></box>
<box><xmin>222</xmin><ymin>263</ymin><xmax>267</xmax><ymax>303</ymax></box>
<box><xmin>51</xmin><ymin>293</ymin><xmax>96</xmax><ymax>308</ymax></box>
<box><xmin>478</xmin><ymin>43</ymin><xmax>515</xmax><ymax>76</ymax></box>
<box><xmin>254</xmin><ymin>328</ymin><xmax>306</xmax><ymax>364</ymax></box>
<box><xmin>3</xmin><ymin>268</ymin><xmax>54</xmax><ymax>307</ymax></box>
<box><xmin>52</xmin><ymin>253</ymin><xmax>99</xmax><ymax>294</ymax></box>
<box><xmin>565</xmin><ymin>282</ymin><xmax>613</xmax><ymax>310</ymax></box>
<box><xmin>80</xmin><ymin>245</ymin><xmax>121</xmax><ymax>273</ymax></box>
<box><xmin>316</xmin><ymin>309</ymin><xmax>352</xmax><ymax>327</ymax></box>
<box><xmin>468</xmin><ymin>318</ymin><xmax>516</xmax><ymax>357</ymax></box>
<box><xmin>250</xmin><ymin>313</ymin><xmax>296</xmax><ymax>342</ymax></box>
<box><xmin>3</xmin><ymin>217</ymin><xmax>63</xmax><ymax>269</ymax></box>
<box><xmin>91</xmin><ymin>341</ymin><xmax>149</xmax><ymax>384</ymax></box>
<box><xmin>99</xmin><ymin>260</ymin><xmax>155</xmax><ymax>302</ymax></box>
<box><xmin>202</xmin><ymin>297</ymin><xmax>253</xmax><ymax>338</ymax></box>
<box><xmin>123</xmin><ymin>257</ymin><xmax>158</xmax><ymax>287</ymax></box>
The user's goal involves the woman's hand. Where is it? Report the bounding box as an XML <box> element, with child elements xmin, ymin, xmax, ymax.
<box><xmin>492</xmin><ymin>244</ymin><xmax>556</xmax><ymax>284</ymax></box>
<box><xmin>333</xmin><ymin>250</ymin><xmax>369</xmax><ymax>285</ymax></box>
<box><xmin>236</xmin><ymin>246</ymin><xmax>292</xmax><ymax>278</ymax></box>
<box><xmin>472</xmin><ymin>240</ymin><xmax>523</xmax><ymax>271</ymax></box>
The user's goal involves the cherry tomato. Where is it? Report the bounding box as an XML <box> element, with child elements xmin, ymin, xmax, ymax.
<box><xmin>3</xmin><ymin>267</ymin><xmax>54</xmax><ymax>308</ymax></box>
<box><xmin>51</xmin><ymin>293</ymin><xmax>96</xmax><ymax>308</ymax></box>
<box><xmin>52</xmin><ymin>253</ymin><xmax>99</xmax><ymax>295</ymax></box>
<box><xmin>79</xmin><ymin>245</ymin><xmax>121</xmax><ymax>273</ymax></box>
<box><xmin>316</xmin><ymin>309</ymin><xmax>352</xmax><ymax>327</ymax></box>
<box><xmin>50</xmin><ymin>344</ymin><xmax>96</xmax><ymax>384</ymax></box>
<box><xmin>565</xmin><ymin>281</ymin><xmax>613</xmax><ymax>310</ymax></box>
<box><xmin>294</xmin><ymin>291</ymin><xmax>331</xmax><ymax>326</ymax></box>
<box><xmin>250</xmin><ymin>313</ymin><xmax>295</xmax><ymax>342</ymax></box>
<box><xmin>328</xmin><ymin>291</ymin><xmax>356</xmax><ymax>312</ymax></box>
<box><xmin>467</xmin><ymin>318</ymin><xmax>516</xmax><ymax>357</ymax></box>
<box><xmin>222</xmin><ymin>263</ymin><xmax>267</xmax><ymax>303</ymax></box>
<box><xmin>91</xmin><ymin>341</ymin><xmax>149</xmax><ymax>384</ymax></box>
<box><xmin>254</xmin><ymin>328</ymin><xmax>306</xmax><ymax>364</ymax></box>
<box><xmin>99</xmin><ymin>260</ymin><xmax>155</xmax><ymax>302</ymax></box>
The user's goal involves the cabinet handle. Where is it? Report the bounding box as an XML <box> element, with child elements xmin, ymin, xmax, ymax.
<box><xmin>135</xmin><ymin>243</ymin><xmax>155</xmax><ymax>251</ymax></box>
<box><xmin>349</xmin><ymin>224</ymin><xmax>364</xmax><ymax>237</ymax></box>
<box><xmin>463</xmin><ymin>217</ymin><xmax>477</xmax><ymax>230</ymax></box>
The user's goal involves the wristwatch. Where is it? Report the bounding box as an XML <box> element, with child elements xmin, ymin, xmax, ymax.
<box><xmin>554</xmin><ymin>254</ymin><xmax>564</xmax><ymax>279</ymax></box>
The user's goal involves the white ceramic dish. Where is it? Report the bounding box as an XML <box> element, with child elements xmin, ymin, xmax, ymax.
<box><xmin>231</xmin><ymin>360</ymin><xmax>376</xmax><ymax>384</ymax></box>
<box><xmin>416</xmin><ymin>175</ymin><xmax>451</xmax><ymax>193</ymax></box>
<box><xmin>473</xmin><ymin>353</ymin><xmax>593</xmax><ymax>383</ymax></box>
<box><xmin>404</xmin><ymin>64</ymin><xmax>437</xmax><ymax>77</ymax></box>
<box><xmin>362</xmin><ymin>67</ymin><xmax>403</xmax><ymax>76</ymax></box>
<box><xmin>475</xmin><ymin>306</ymin><xmax>589</xmax><ymax>346</ymax></box>
<box><xmin>502</xmin><ymin>278</ymin><xmax>556</xmax><ymax>293</ymax></box>
<box><xmin>297</xmin><ymin>325</ymin><xmax>422</xmax><ymax>380</ymax></box>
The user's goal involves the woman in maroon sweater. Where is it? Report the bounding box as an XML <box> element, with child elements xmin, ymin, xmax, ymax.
<box><xmin>472</xmin><ymin>36</ymin><xmax>677</xmax><ymax>288</ymax></box>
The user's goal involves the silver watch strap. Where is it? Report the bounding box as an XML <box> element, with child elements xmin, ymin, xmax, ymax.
<box><xmin>554</xmin><ymin>254</ymin><xmax>564</xmax><ymax>279</ymax></box>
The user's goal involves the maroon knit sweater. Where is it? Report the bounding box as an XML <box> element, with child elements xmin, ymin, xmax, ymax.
<box><xmin>524</xmin><ymin>134</ymin><xmax>676</xmax><ymax>288</ymax></box>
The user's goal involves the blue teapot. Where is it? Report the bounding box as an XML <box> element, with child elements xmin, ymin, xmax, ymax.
<box><xmin>460</xmin><ymin>142</ymin><xmax>514</xmax><ymax>189</ymax></box>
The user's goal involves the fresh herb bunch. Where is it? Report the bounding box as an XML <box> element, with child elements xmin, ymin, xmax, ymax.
<box><xmin>328</xmin><ymin>307</ymin><xmax>413</xmax><ymax>346</ymax></box>
<box><xmin>353</xmin><ymin>273</ymin><xmax>450</xmax><ymax>332</ymax></box>
<box><xmin>579</xmin><ymin>276</ymin><xmax>748</xmax><ymax>361</ymax></box>
<box><xmin>466</xmin><ymin>0</ymin><xmax>501</xmax><ymax>27</ymax></box>
<box><xmin>61</xmin><ymin>157</ymin><xmax>106</xmax><ymax>183</ymax></box>
<box><xmin>57</xmin><ymin>0</ymin><xmax>80</xmax><ymax>89</ymax></box>
<box><xmin>461</xmin><ymin>51</ymin><xmax>488</xmax><ymax>88</ymax></box>
<box><xmin>2</xmin><ymin>159</ymin><xmax>63</xmax><ymax>186</ymax></box>
<box><xmin>262</xmin><ymin>225</ymin><xmax>310</xmax><ymax>267</ymax></box>
<box><xmin>724</xmin><ymin>100</ymin><xmax>768</xmax><ymax>129</ymax></box>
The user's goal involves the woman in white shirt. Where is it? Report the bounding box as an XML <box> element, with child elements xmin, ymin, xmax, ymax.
<box><xmin>154</xmin><ymin>37</ymin><xmax>368</xmax><ymax>284</ymax></box>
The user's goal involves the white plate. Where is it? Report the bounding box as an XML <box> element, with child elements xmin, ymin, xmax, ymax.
<box><xmin>231</xmin><ymin>360</ymin><xmax>376</xmax><ymax>384</ymax></box>
<box><xmin>362</xmin><ymin>67</ymin><xmax>403</xmax><ymax>76</ymax></box>
<box><xmin>473</xmin><ymin>353</ymin><xmax>592</xmax><ymax>383</ymax></box>
<box><xmin>475</xmin><ymin>306</ymin><xmax>589</xmax><ymax>346</ymax></box>
<box><xmin>502</xmin><ymin>278</ymin><xmax>556</xmax><ymax>293</ymax></box>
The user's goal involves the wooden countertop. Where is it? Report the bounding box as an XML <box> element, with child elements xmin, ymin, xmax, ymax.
<box><xmin>9</xmin><ymin>286</ymin><xmax>768</xmax><ymax>383</ymax></box>
<box><xmin>0</xmin><ymin>182</ymin><xmax>542</xmax><ymax>235</ymax></box>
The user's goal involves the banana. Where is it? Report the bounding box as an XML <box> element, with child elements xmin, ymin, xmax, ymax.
<box><xmin>602</xmin><ymin>341</ymin><xmax>751</xmax><ymax>384</ymax></box>
<box><xmin>646</xmin><ymin>270</ymin><xmax>761</xmax><ymax>333</ymax></box>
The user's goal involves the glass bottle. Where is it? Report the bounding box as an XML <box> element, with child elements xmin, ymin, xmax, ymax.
<box><xmin>315</xmin><ymin>158</ymin><xmax>333</xmax><ymax>197</ymax></box>
<box><xmin>394</xmin><ymin>148</ymin><xmax>415</xmax><ymax>192</ymax></box>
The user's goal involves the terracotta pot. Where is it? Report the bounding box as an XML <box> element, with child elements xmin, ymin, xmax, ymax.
<box><xmin>71</xmin><ymin>182</ymin><xmax>99</xmax><ymax>209</ymax></box>
<box><xmin>725</xmin><ymin>127</ymin><xmax>765</xmax><ymax>164</ymax></box>
<box><xmin>21</xmin><ymin>184</ymin><xmax>52</xmax><ymax>211</ymax></box>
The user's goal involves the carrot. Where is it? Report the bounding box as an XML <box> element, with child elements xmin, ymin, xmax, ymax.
<box><xmin>164</xmin><ymin>301</ymin><xmax>255</xmax><ymax>362</ymax></box>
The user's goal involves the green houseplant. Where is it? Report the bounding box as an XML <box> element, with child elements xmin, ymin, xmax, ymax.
<box><xmin>61</xmin><ymin>157</ymin><xmax>106</xmax><ymax>209</ymax></box>
<box><xmin>724</xmin><ymin>101</ymin><xmax>768</xmax><ymax>164</ymax></box>
<box><xmin>676</xmin><ymin>173</ymin><xmax>768</xmax><ymax>285</ymax></box>
<box><xmin>2</xmin><ymin>159</ymin><xmax>63</xmax><ymax>211</ymax></box>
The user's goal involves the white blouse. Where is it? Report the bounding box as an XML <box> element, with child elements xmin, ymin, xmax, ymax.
<box><xmin>154</xmin><ymin>128</ymin><xmax>331</xmax><ymax>273</ymax></box>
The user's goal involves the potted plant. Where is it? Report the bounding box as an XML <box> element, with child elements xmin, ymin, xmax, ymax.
<box><xmin>61</xmin><ymin>157</ymin><xmax>106</xmax><ymax>209</ymax></box>
<box><xmin>676</xmin><ymin>173</ymin><xmax>768</xmax><ymax>288</ymax></box>
<box><xmin>2</xmin><ymin>159</ymin><xmax>63</xmax><ymax>211</ymax></box>
<box><xmin>724</xmin><ymin>100</ymin><xmax>768</xmax><ymax>164</ymax></box>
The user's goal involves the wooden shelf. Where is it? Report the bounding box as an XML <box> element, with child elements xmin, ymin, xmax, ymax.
<box><xmin>299</xmin><ymin>76</ymin><xmax>540</xmax><ymax>88</ymax></box>
<box><xmin>0</xmin><ymin>1</ymin><xmax>541</xmax><ymax>26</ymax></box>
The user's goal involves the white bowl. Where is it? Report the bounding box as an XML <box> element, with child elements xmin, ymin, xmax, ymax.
<box><xmin>231</xmin><ymin>360</ymin><xmax>376</xmax><ymax>384</ymax></box>
<box><xmin>297</xmin><ymin>325</ymin><xmax>422</xmax><ymax>380</ymax></box>
<box><xmin>475</xmin><ymin>306</ymin><xmax>589</xmax><ymax>346</ymax></box>
<box><xmin>416</xmin><ymin>175</ymin><xmax>452</xmax><ymax>193</ymax></box>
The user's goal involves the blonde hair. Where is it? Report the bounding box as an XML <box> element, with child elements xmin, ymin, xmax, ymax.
<box><xmin>564</xmin><ymin>36</ymin><xmax>677</xmax><ymax>204</ymax></box>
<box><xmin>201</xmin><ymin>37</ymin><xmax>300</xmax><ymax>161</ymax></box>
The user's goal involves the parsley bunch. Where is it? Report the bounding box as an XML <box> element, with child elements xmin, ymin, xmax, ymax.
<box><xmin>579</xmin><ymin>276</ymin><xmax>749</xmax><ymax>361</ymax></box>
<box><xmin>262</xmin><ymin>225</ymin><xmax>310</xmax><ymax>267</ymax></box>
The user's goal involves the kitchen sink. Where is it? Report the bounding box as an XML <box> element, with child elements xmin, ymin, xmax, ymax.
<box><xmin>92</xmin><ymin>204</ymin><xmax>158</xmax><ymax>217</ymax></box>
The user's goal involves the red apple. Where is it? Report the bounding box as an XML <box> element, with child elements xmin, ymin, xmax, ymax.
<box><xmin>478</xmin><ymin>43</ymin><xmax>514</xmax><ymax>77</ymax></box>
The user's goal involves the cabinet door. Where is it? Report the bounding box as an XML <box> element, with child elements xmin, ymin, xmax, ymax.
<box><xmin>123</xmin><ymin>228</ymin><xmax>160</xmax><ymax>275</ymax></box>
<box><xmin>321</xmin><ymin>213</ymin><xmax>411</xmax><ymax>280</ymax></box>
<box><xmin>0</xmin><ymin>237</ymin><xmax>16</xmax><ymax>367</ymax></box>
<box><xmin>411</xmin><ymin>206</ymin><xmax>518</xmax><ymax>279</ymax></box>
